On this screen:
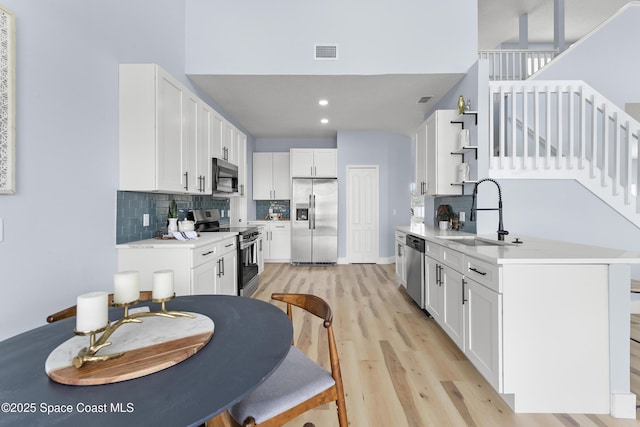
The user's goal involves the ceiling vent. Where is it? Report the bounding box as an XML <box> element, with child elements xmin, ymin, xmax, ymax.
<box><xmin>417</xmin><ymin>96</ymin><xmax>432</xmax><ymax>104</ymax></box>
<box><xmin>315</xmin><ymin>44</ymin><xmax>338</xmax><ymax>60</ymax></box>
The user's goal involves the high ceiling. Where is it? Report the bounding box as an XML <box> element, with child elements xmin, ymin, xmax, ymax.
<box><xmin>478</xmin><ymin>0</ymin><xmax>630</xmax><ymax>49</ymax></box>
<box><xmin>191</xmin><ymin>0</ymin><xmax>631</xmax><ymax>139</ymax></box>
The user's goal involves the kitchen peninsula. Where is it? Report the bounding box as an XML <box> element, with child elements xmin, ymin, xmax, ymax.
<box><xmin>397</xmin><ymin>224</ymin><xmax>640</xmax><ymax>418</ymax></box>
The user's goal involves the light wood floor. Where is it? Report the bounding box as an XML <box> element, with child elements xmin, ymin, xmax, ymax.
<box><xmin>210</xmin><ymin>263</ymin><xmax>640</xmax><ymax>427</ymax></box>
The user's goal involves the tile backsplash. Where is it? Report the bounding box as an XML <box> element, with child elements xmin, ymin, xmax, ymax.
<box><xmin>433</xmin><ymin>195</ymin><xmax>477</xmax><ymax>233</ymax></box>
<box><xmin>116</xmin><ymin>191</ymin><xmax>230</xmax><ymax>244</ymax></box>
<box><xmin>256</xmin><ymin>200</ymin><xmax>290</xmax><ymax>220</ymax></box>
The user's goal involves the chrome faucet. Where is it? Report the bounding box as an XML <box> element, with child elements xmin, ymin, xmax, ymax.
<box><xmin>470</xmin><ymin>178</ymin><xmax>509</xmax><ymax>241</ymax></box>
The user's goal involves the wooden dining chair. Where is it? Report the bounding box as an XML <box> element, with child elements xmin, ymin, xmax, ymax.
<box><xmin>46</xmin><ymin>291</ymin><xmax>153</xmax><ymax>323</ymax></box>
<box><xmin>227</xmin><ymin>293</ymin><xmax>348</xmax><ymax>427</ymax></box>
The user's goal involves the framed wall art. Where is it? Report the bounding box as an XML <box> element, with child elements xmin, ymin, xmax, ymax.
<box><xmin>0</xmin><ymin>6</ymin><xmax>15</xmax><ymax>194</ymax></box>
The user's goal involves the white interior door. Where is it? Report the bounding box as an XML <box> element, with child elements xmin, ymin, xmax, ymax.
<box><xmin>347</xmin><ymin>166</ymin><xmax>379</xmax><ymax>263</ymax></box>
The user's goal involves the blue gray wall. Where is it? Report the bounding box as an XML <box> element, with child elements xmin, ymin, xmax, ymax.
<box><xmin>251</xmin><ymin>134</ymin><xmax>412</xmax><ymax>259</ymax></box>
<box><xmin>534</xmin><ymin>3</ymin><xmax>640</xmax><ymax>109</ymax></box>
<box><xmin>185</xmin><ymin>0</ymin><xmax>478</xmax><ymax>75</ymax></box>
<box><xmin>337</xmin><ymin>131</ymin><xmax>412</xmax><ymax>259</ymax></box>
<box><xmin>0</xmin><ymin>0</ymin><xmax>249</xmax><ymax>341</ymax></box>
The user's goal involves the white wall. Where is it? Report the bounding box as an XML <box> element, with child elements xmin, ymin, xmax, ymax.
<box><xmin>185</xmin><ymin>0</ymin><xmax>477</xmax><ymax>75</ymax></box>
<box><xmin>0</xmin><ymin>0</ymin><xmax>196</xmax><ymax>341</ymax></box>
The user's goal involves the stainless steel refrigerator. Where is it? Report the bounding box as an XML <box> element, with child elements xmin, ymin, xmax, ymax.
<box><xmin>291</xmin><ymin>178</ymin><xmax>338</xmax><ymax>264</ymax></box>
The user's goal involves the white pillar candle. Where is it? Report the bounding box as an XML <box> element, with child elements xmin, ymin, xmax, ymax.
<box><xmin>113</xmin><ymin>271</ymin><xmax>140</xmax><ymax>304</ymax></box>
<box><xmin>153</xmin><ymin>270</ymin><xmax>174</xmax><ymax>300</ymax></box>
<box><xmin>76</xmin><ymin>292</ymin><xmax>108</xmax><ymax>332</ymax></box>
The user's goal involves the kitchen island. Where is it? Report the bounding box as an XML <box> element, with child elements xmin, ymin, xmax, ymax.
<box><xmin>397</xmin><ymin>224</ymin><xmax>640</xmax><ymax>419</ymax></box>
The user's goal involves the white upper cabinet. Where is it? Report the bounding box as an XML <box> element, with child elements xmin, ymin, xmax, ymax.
<box><xmin>120</xmin><ymin>64</ymin><xmax>187</xmax><ymax>193</ymax></box>
<box><xmin>415</xmin><ymin>109</ymin><xmax>460</xmax><ymax>196</ymax></box>
<box><xmin>290</xmin><ymin>148</ymin><xmax>337</xmax><ymax>178</ymax></box>
<box><xmin>211</xmin><ymin>112</ymin><xmax>239</xmax><ymax>166</ymax></box>
<box><xmin>195</xmin><ymin>102</ymin><xmax>213</xmax><ymax>193</ymax></box>
<box><xmin>253</xmin><ymin>152</ymin><xmax>290</xmax><ymax>200</ymax></box>
<box><xmin>119</xmin><ymin>63</ymin><xmax>245</xmax><ymax>194</ymax></box>
<box><xmin>223</xmin><ymin>121</ymin><xmax>238</xmax><ymax>165</ymax></box>
<box><xmin>415</xmin><ymin>122</ymin><xmax>427</xmax><ymax>195</ymax></box>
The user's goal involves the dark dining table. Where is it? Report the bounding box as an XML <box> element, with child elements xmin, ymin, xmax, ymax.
<box><xmin>0</xmin><ymin>295</ymin><xmax>293</xmax><ymax>427</ymax></box>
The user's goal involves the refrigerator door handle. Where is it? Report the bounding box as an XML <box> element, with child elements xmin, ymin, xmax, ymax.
<box><xmin>312</xmin><ymin>194</ymin><xmax>316</xmax><ymax>230</ymax></box>
<box><xmin>308</xmin><ymin>194</ymin><xmax>313</xmax><ymax>230</ymax></box>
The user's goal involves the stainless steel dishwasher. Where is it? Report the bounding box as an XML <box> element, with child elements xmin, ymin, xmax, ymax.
<box><xmin>405</xmin><ymin>234</ymin><xmax>425</xmax><ymax>308</ymax></box>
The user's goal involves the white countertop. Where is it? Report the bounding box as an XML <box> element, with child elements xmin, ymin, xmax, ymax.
<box><xmin>397</xmin><ymin>224</ymin><xmax>640</xmax><ymax>265</ymax></box>
<box><xmin>116</xmin><ymin>232</ymin><xmax>238</xmax><ymax>249</ymax></box>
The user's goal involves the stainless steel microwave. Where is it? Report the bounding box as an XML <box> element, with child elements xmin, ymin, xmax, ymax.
<box><xmin>212</xmin><ymin>158</ymin><xmax>238</xmax><ymax>194</ymax></box>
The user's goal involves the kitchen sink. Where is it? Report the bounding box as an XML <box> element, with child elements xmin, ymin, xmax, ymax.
<box><xmin>436</xmin><ymin>236</ymin><xmax>513</xmax><ymax>247</ymax></box>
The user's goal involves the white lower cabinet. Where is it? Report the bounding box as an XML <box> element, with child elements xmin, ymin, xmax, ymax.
<box><xmin>250</xmin><ymin>221</ymin><xmax>291</xmax><ymax>262</ymax></box>
<box><xmin>441</xmin><ymin>265</ymin><xmax>464</xmax><ymax>350</ymax></box>
<box><xmin>464</xmin><ymin>276</ymin><xmax>502</xmax><ymax>391</ymax></box>
<box><xmin>395</xmin><ymin>231</ymin><xmax>407</xmax><ymax>287</ymax></box>
<box><xmin>425</xmin><ymin>244</ymin><xmax>464</xmax><ymax>350</ymax></box>
<box><xmin>216</xmin><ymin>239</ymin><xmax>238</xmax><ymax>295</ymax></box>
<box><xmin>425</xmin><ymin>256</ymin><xmax>442</xmax><ymax>319</ymax></box>
<box><xmin>266</xmin><ymin>222</ymin><xmax>291</xmax><ymax>261</ymax></box>
<box><xmin>424</xmin><ymin>241</ymin><xmax>499</xmax><ymax>380</ymax></box>
<box><xmin>118</xmin><ymin>236</ymin><xmax>238</xmax><ymax>296</ymax></box>
<box><xmin>191</xmin><ymin>237</ymin><xmax>237</xmax><ymax>295</ymax></box>
<box><xmin>191</xmin><ymin>242</ymin><xmax>219</xmax><ymax>294</ymax></box>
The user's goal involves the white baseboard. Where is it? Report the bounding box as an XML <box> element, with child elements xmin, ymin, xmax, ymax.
<box><xmin>611</xmin><ymin>392</ymin><xmax>637</xmax><ymax>419</ymax></box>
<box><xmin>337</xmin><ymin>257</ymin><xmax>395</xmax><ymax>265</ymax></box>
<box><xmin>631</xmin><ymin>293</ymin><xmax>640</xmax><ymax>314</ymax></box>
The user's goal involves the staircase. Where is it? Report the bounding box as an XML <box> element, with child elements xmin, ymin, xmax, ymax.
<box><xmin>479</xmin><ymin>49</ymin><xmax>557</xmax><ymax>81</ymax></box>
<box><xmin>480</xmin><ymin>3</ymin><xmax>640</xmax><ymax>228</ymax></box>
<box><xmin>487</xmin><ymin>80</ymin><xmax>640</xmax><ymax>227</ymax></box>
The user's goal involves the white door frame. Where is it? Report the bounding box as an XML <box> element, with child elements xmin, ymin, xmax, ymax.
<box><xmin>346</xmin><ymin>165</ymin><xmax>379</xmax><ymax>264</ymax></box>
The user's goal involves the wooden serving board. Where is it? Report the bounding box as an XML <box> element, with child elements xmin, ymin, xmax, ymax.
<box><xmin>45</xmin><ymin>310</ymin><xmax>214</xmax><ymax>386</ymax></box>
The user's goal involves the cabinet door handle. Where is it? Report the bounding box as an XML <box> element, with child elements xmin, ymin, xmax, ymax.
<box><xmin>225</xmin><ymin>243</ymin><xmax>233</xmax><ymax>248</ymax></box>
<box><xmin>184</xmin><ymin>171</ymin><xmax>189</xmax><ymax>191</ymax></box>
<box><xmin>220</xmin><ymin>256</ymin><xmax>225</xmax><ymax>276</ymax></box>
<box><xmin>462</xmin><ymin>278</ymin><xmax>467</xmax><ymax>305</ymax></box>
<box><xmin>202</xmin><ymin>250</ymin><xmax>215</xmax><ymax>256</ymax></box>
<box><xmin>217</xmin><ymin>258</ymin><xmax>222</xmax><ymax>277</ymax></box>
<box><xmin>469</xmin><ymin>267</ymin><xmax>487</xmax><ymax>276</ymax></box>
<box><xmin>436</xmin><ymin>264</ymin><xmax>441</xmax><ymax>286</ymax></box>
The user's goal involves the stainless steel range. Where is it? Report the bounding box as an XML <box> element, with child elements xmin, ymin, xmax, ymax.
<box><xmin>188</xmin><ymin>209</ymin><xmax>259</xmax><ymax>297</ymax></box>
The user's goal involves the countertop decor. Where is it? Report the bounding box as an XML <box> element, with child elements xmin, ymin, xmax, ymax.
<box><xmin>45</xmin><ymin>307</ymin><xmax>213</xmax><ymax>385</ymax></box>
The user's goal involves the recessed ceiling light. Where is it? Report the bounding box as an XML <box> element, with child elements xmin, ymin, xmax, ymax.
<box><xmin>320</xmin><ymin>118</ymin><xmax>329</xmax><ymax>124</ymax></box>
<box><xmin>318</xmin><ymin>99</ymin><xmax>329</xmax><ymax>106</ymax></box>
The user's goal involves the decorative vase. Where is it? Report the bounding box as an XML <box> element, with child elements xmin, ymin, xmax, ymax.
<box><xmin>457</xmin><ymin>95</ymin><xmax>466</xmax><ymax>115</ymax></box>
<box><xmin>167</xmin><ymin>218</ymin><xmax>178</xmax><ymax>234</ymax></box>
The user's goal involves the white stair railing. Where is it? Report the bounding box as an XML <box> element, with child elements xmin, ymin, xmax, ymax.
<box><xmin>479</xmin><ymin>50</ymin><xmax>557</xmax><ymax>81</ymax></box>
<box><xmin>489</xmin><ymin>80</ymin><xmax>640</xmax><ymax>224</ymax></box>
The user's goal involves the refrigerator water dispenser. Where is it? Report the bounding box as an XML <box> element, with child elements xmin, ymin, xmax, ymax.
<box><xmin>296</xmin><ymin>206</ymin><xmax>309</xmax><ymax>221</ymax></box>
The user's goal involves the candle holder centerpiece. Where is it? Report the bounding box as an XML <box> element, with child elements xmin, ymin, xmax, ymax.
<box><xmin>72</xmin><ymin>270</ymin><xmax>192</xmax><ymax>369</ymax></box>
